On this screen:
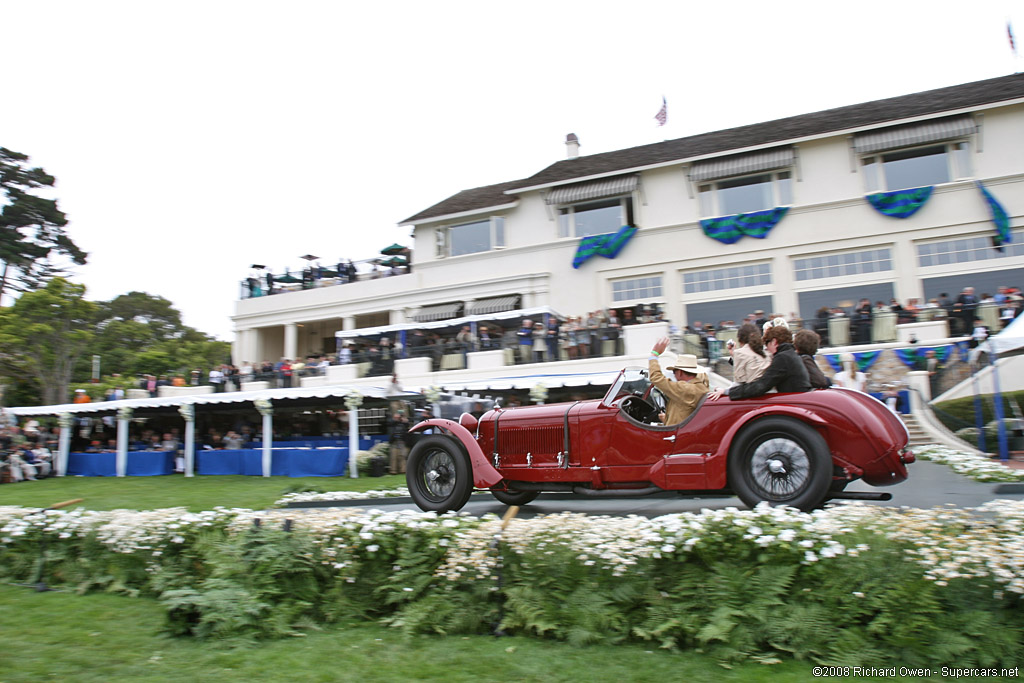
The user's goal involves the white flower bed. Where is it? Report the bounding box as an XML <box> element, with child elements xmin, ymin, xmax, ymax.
<box><xmin>274</xmin><ymin>487</ymin><xmax>410</xmax><ymax>505</ymax></box>
<box><xmin>914</xmin><ymin>444</ymin><xmax>1024</xmax><ymax>482</ymax></box>
<box><xmin>5</xmin><ymin>500</ymin><xmax>1022</xmax><ymax>596</ymax></box>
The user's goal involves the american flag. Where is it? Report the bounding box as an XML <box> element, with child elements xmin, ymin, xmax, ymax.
<box><xmin>1010</xmin><ymin>21</ymin><xmax>1018</xmax><ymax>56</ymax></box>
<box><xmin>654</xmin><ymin>96</ymin><xmax>667</xmax><ymax>126</ymax></box>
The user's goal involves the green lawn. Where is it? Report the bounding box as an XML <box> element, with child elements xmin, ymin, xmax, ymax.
<box><xmin>0</xmin><ymin>474</ymin><xmax>407</xmax><ymax>512</ymax></box>
<box><xmin>0</xmin><ymin>584</ymin><xmax>844</xmax><ymax>683</ymax></box>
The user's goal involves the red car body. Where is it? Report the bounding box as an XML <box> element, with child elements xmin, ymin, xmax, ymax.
<box><xmin>405</xmin><ymin>367</ymin><xmax>913</xmax><ymax>513</ymax></box>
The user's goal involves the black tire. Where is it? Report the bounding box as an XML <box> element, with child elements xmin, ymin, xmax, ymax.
<box><xmin>728</xmin><ymin>417</ymin><xmax>832</xmax><ymax>511</ymax></box>
<box><xmin>490</xmin><ymin>490</ymin><xmax>539</xmax><ymax>506</ymax></box>
<box><xmin>406</xmin><ymin>435</ymin><xmax>474</xmax><ymax>513</ymax></box>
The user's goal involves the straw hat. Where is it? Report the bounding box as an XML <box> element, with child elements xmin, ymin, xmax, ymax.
<box><xmin>666</xmin><ymin>353</ymin><xmax>700</xmax><ymax>373</ymax></box>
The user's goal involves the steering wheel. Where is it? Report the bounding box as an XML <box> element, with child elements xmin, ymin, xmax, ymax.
<box><xmin>622</xmin><ymin>395</ymin><xmax>659</xmax><ymax>423</ymax></box>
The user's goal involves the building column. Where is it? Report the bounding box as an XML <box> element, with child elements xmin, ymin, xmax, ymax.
<box><xmin>343</xmin><ymin>316</ymin><xmax>355</xmax><ymax>331</ymax></box>
<box><xmin>891</xmin><ymin>236</ymin><xmax>923</xmax><ymax>305</ymax></box>
<box><xmin>390</xmin><ymin>308</ymin><xmax>407</xmax><ymax>325</ymax></box>
<box><xmin>284</xmin><ymin>323</ymin><xmax>298</xmax><ymax>361</ymax></box>
<box><xmin>116</xmin><ymin>407</ymin><xmax>131</xmax><ymax>477</ymax></box>
<box><xmin>57</xmin><ymin>413</ymin><xmax>72</xmax><ymax>477</ymax></box>
<box><xmin>771</xmin><ymin>253</ymin><xmax>799</xmax><ymax>321</ymax></box>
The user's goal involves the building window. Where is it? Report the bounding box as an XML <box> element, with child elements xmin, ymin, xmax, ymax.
<box><xmin>682</xmin><ymin>263</ymin><xmax>772</xmax><ymax>294</ymax></box>
<box><xmin>437</xmin><ymin>216</ymin><xmax>506</xmax><ymax>257</ymax></box>
<box><xmin>698</xmin><ymin>172</ymin><xmax>792</xmax><ymax>218</ymax></box>
<box><xmin>611</xmin><ymin>276</ymin><xmax>663</xmax><ymax>303</ymax></box>
<box><xmin>917</xmin><ymin>229</ymin><xmax>1024</xmax><ymax>267</ymax></box>
<box><xmin>558</xmin><ymin>197</ymin><xmax>633</xmax><ymax>238</ymax></box>
<box><xmin>861</xmin><ymin>142</ymin><xmax>971</xmax><ymax>193</ymax></box>
<box><xmin>794</xmin><ymin>248</ymin><xmax>892</xmax><ymax>282</ymax></box>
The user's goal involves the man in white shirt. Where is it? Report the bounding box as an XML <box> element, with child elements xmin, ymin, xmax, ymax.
<box><xmin>834</xmin><ymin>353</ymin><xmax>867</xmax><ymax>392</ymax></box>
<box><xmin>208</xmin><ymin>367</ymin><xmax>225</xmax><ymax>392</ymax></box>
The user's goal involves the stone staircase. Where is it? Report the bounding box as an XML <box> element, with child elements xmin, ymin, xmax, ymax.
<box><xmin>899</xmin><ymin>413</ymin><xmax>934</xmax><ymax>448</ymax></box>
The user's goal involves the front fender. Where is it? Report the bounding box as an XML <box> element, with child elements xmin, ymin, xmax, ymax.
<box><xmin>409</xmin><ymin>419</ymin><xmax>503</xmax><ymax>488</ymax></box>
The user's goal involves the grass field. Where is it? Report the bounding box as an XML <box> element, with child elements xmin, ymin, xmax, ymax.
<box><xmin>0</xmin><ymin>474</ymin><xmax>407</xmax><ymax>512</ymax></box>
<box><xmin>0</xmin><ymin>584</ymin><xmax>843</xmax><ymax>683</ymax></box>
<box><xmin>2</xmin><ymin>477</ymin><xmax>1014</xmax><ymax>682</ymax></box>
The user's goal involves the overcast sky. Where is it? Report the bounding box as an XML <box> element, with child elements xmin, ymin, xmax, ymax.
<box><xmin>3</xmin><ymin>1</ymin><xmax>1021</xmax><ymax>340</ymax></box>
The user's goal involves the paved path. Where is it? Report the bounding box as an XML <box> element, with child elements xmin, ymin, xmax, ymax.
<box><xmin>291</xmin><ymin>460</ymin><xmax>1024</xmax><ymax>519</ymax></box>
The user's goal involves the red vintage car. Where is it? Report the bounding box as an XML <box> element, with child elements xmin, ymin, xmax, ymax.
<box><xmin>405</xmin><ymin>366</ymin><xmax>914</xmax><ymax>513</ymax></box>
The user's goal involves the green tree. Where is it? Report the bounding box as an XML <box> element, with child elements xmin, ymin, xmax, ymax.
<box><xmin>0</xmin><ymin>278</ymin><xmax>96</xmax><ymax>405</ymax></box>
<box><xmin>0</xmin><ymin>148</ymin><xmax>87</xmax><ymax>300</ymax></box>
<box><xmin>91</xmin><ymin>292</ymin><xmax>230</xmax><ymax>379</ymax></box>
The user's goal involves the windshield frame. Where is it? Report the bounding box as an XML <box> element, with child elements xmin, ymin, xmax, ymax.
<box><xmin>602</xmin><ymin>366</ymin><xmax>652</xmax><ymax>407</ymax></box>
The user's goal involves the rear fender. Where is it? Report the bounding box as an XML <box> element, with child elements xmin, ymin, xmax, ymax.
<box><xmin>712</xmin><ymin>405</ymin><xmax>830</xmax><ymax>485</ymax></box>
<box><xmin>409</xmin><ymin>419</ymin><xmax>503</xmax><ymax>488</ymax></box>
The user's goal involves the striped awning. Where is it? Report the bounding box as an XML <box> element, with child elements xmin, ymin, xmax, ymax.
<box><xmin>853</xmin><ymin>115</ymin><xmax>977</xmax><ymax>155</ymax></box>
<box><xmin>689</xmin><ymin>147</ymin><xmax>795</xmax><ymax>182</ymax></box>
<box><xmin>411</xmin><ymin>302</ymin><xmax>462</xmax><ymax>322</ymax></box>
<box><xmin>544</xmin><ymin>174</ymin><xmax>639</xmax><ymax>205</ymax></box>
<box><xmin>466</xmin><ymin>295</ymin><xmax>520</xmax><ymax>316</ymax></box>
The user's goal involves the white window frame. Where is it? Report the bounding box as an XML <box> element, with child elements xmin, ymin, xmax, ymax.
<box><xmin>793</xmin><ymin>248</ymin><xmax>893</xmax><ymax>283</ymax></box>
<box><xmin>917</xmin><ymin>229</ymin><xmax>1024</xmax><ymax>267</ymax></box>
<box><xmin>860</xmin><ymin>140</ymin><xmax>972</xmax><ymax>194</ymax></box>
<box><xmin>435</xmin><ymin>216</ymin><xmax>506</xmax><ymax>258</ymax></box>
<box><xmin>557</xmin><ymin>196</ymin><xmax>633</xmax><ymax>238</ymax></box>
<box><xmin>697</xmin><ymin>170</ymin><xmax>793</xmax><ymax>219</ymax></box>
<box><xmin>682</xmin><ymin>262</ymin><xmax>773</xmax><ymax>295</ymax></box>
<box><xmin>611</xmin><ymin>275</ymin><xmax>663</xmax><ymax>303</ymax></box>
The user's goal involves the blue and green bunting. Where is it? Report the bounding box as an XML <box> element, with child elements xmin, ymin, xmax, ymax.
<box><xmin>700</xmin><ymin>206</ymin><xmax>789</xmax><ymax>245</ymax></box>
<box><xmin>892</xmin><ymin>344</ymin><xmax>956</xmax><ymax>369</ymax></box>
<box><xmin>823</xmin><ymin>350</ymin><xmax>881</xmax><ymax>373</ymax></box>
<box><xmin>976</xmin><ymin>181</ymin><xmax>1012</xmax><ymax>251</ymax></box>
<box><xmin>866</xmin><ymin>186</ymin><xmax>933</xmax><ymax>218</ymax></box>
<box><xmin>572</xmin><ymin>225</ymin><xmax>638</xmax><ymax>269</ymax></box>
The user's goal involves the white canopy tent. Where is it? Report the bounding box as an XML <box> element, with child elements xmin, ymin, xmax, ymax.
<box><xmin>4</xmin><ymin>383</ymin><xmax>421</xmax><ymax>479</ymax></box>
<box><xmin>986</xmin><ymin>312</ymin><xmax>1024</xmax><ymax>355</ymax></box>
<box><xmin>335</xmin><ymin>305</ymin><xmax>565</xmax><ymax>341</ymax></box>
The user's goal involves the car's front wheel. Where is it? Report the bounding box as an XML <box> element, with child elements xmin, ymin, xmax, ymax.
<box><xmin>406</xmin><ymin>435</ymin><xmax>474</xmax><ymax>513</ymax></box>
<box><xmin>728</xmin><ymin>417</ymin><xmax>831</xmax><ymax>511</ymax></box>
<box><xmin>490</xmin><ymin>489</ymin><xmax>539</xmax><ymax>506</ymax></box>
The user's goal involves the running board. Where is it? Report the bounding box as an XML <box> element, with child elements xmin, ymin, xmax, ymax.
<box><xmin>571</xmin><ymin>486</ymin><xmax>664</xmax><ymax>497</ymax></box>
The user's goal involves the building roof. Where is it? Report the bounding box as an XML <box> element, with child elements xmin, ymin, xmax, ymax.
<box><xmin>403</xmin><ymin>73</ymin><xmax>1024</xmax><ymax>223</ymax></box>
<box><xmin>401</xmin><ymin>178</ymin><xmax>527</xmax><ymax>225</ymax></box>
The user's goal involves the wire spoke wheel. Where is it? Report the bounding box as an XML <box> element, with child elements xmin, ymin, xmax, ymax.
<box><xmin>729</xmin><ymin>417</ymin><xmax>831</xmax><ymax>511</ymax></box>
<box><xmin>406</xmin><ymin>435</ymin><xmax>473</xmax><ymax>512</ymax></box>
<box><xmin>748</xmin><ymin>436</ymin><xmax>811</xmax><ymax>500</ymax></box>
<box><xmin>420</xmin><ymin>448</ymin><xmax>457</xmax><ymax>502</ymax></box>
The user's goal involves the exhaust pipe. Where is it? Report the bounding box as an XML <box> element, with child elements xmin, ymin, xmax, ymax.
<box><xmin>828</xmin><ymin>491</ymin><xmax>892</xmax><ymax>501</ymax></box>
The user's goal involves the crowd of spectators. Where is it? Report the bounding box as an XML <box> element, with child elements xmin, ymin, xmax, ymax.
<box><xmin>243</xmin><ymin>256</ymin><xmax>412</xmax><ymax>299</ymax></box>
<box><xmin>0</xmin><ymin>422</ymin><xmax>55</xmax><ymax>483</ymax></box>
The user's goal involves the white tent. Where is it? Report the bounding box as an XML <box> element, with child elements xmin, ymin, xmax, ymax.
<box><xmin>988</xmin><ymin>312</ymin><xmax>1024</xmax><ymax>355</ymax></box>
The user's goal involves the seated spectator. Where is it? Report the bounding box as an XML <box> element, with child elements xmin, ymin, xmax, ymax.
<box><xmin>223</xmin><ymin>431</ymin><xmax>245</xmax><ymax>449</ymax></box>
<box><xmin>732</xmin><ymin>323</ymin><xmax>771</xmax><ymax>383</ymax></box>
<box><xmin>715</xmin><ymin>322</ymin><xmax>811</xmax><ymax>400</ymax></box>
<box><xmin>793</xmin><ymin>328</ymin><xmax>832</xmax><ymax>389</ymax></box>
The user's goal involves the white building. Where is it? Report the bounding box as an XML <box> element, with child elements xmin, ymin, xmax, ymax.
<box><xmin>233</xmin><ymin>73</ymin><xmax>1024</xmax><ymax>368</ymax></box>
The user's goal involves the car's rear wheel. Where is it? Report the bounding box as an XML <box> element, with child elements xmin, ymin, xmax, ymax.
<box><xmin>406</xmin><ymin>435</ymin><xmax>474</xmax><ymax>513</ymax></box>
<box><xmin>490</xmin><ymin>489</ymin><xmax>539</xmax><ymax>506</ymax></box>
<box><xmin>728</xmin><ymin>417</ymin><xmax>831</xmax><ymax>511</ymax></box>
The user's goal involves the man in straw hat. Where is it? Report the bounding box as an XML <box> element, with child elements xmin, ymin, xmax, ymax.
<box><xmin>649</xmin><ymin>337</ymin><xmax>709</xmax><ymax>424</ymax></box>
